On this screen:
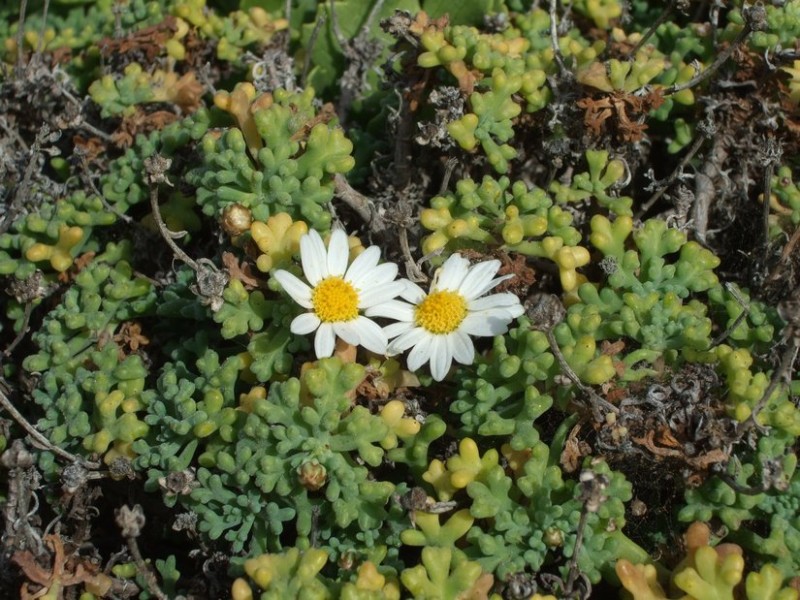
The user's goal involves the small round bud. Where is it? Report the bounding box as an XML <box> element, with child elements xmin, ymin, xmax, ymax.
<box><xmin>544</xmin><ymin>527</ymin><xmax>564</xmax><ymax>547</ymax></box>
<box><xmin>630</xmin><ymin>498</ymin><xmax>647</xmax><ymax>517</ymax></box>
<box><xmin>338</xmin><ymin>551</ymin><xmax>356</xmax><ymax>570</ymax></box>
<box><xmin>221</xmin><ymin>204</ymin><xmax>253</xmax><ymax>237</ymax></box>
<box><xmin>297</xmin><ymin>459</ymin><xmax>327</xmax><ymax>491</ymax></box>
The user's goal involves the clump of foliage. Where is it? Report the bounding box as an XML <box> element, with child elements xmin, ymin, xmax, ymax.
<box><xmin>617</xmin><ymin>522</ymin><xmax>800</xmax><ymax>600</ymax></box>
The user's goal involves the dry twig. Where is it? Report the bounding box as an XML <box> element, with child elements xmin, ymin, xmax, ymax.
<box><xmin>116</xmin><ymin>505</ymin><xmax>168</xmax><ymax>600</ymax></box>
<box><xmin>0</xmin><ymin>388</ymin><xmax>101</xmax><ymax>469</ymax></box>
<box><xmin>144</xmin><ymin>155</ymin><xmax>228</xmax><ymax>311</ymax></box>
<box><xmin>665</xmin><ymin>5</ymin><xmax>767</xmax><ymax>95</ymax></box>
<box><xmin>525</xmin><ymin>293</ymin><xmax>619</xmax><ymax>419</ymax></box>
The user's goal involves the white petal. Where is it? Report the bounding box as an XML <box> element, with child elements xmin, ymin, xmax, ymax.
<box><xmin>365</xmin><ymin>299</ymin><xmax>415</xmax><ymax>321</ymax></box>
<box><xmin>389</xmin><ymin>326</ymin><xmax>428</xmax><ymax>353</ymax></box>
<box><xmin>485</xmin><ymin>306</ymin><xmax>523</xmax><ymax>323</ymax></box>
<box><xmin>469</xmin><ymin>273</ymin><xmax>515</xmax><ymax>299</ymax></box>
<box><xmin>314</xmin><ymin>323</ymin><xmax>336</xmax><ymax>358</ymax></box>
<box><xmin>374</xmin><ymin>262</ymin><xmax>400</xmax><ymax>283</ymax></box>
<box><xmin>460</xmin><ymin>313</ymin><xmax>510</xmax><ymax>337</ymax></box>
<box><xmin>407</xmin><ymin>334</ymin><xmax>434</xmax><ymax>372</ymax></box>
<box><xmin>507</xmin><ymin>301</ymin><xmax>524</xmax><ymax>319</ymax></box>
<box><xmin>344</xmin><ymin>246</ymin><xmax>381</xmax><ymax>288</ymax></box>
<box><xmin>291</xmin><ymin>312</ymin><xmax>320</xmax><ymax>335</ymax></box>
<box><xmin>400</xmin><ymin>280</ymin><xmax>427</xmax><ymax>304</ymax></box>
<box><xmin>458</xmin><ymin>260</ymin><xmax>501</xmax><ymax>299</ymax></box>
<box><xmin>469</xmin><ymin>303</ymin><xmax>524</xmax><ymax>327</ymax></box>
<box><xmin>333</xmin><ymin>320</ymin><xmax>361</xmax><ymax>346</ymax></box>
<box><xmin>273</xmin><ymin>270</ymin><xmax>313</xmax><ymax>308</ymax></box>
<box><xmin>434</xmin><ymin>254</ymin><xmax>470</xmax><ymax>291</ymax></box>
<box><xmin>429</xmin><ymin>336</ymin><xmax>453</xmax><ymax>381</ymax></box>
<box><xmin>359</xmin><ymin>280</ymin><xmax>407</xmax><ymax>309</ymax></box>
<box><xmin>383</xmin><ymin>321</ymin><xmax>415</xmax><ymax>344</ymax></box>
<box><xmin>450</xmin><ymin>331</ymin><xmax>475</xmax><ymax>365</ymax></box>
<box><xmin>301</xmin><ymin>230</ymin><xmax>329</xmax><ymax>285</ymax></box>
<box><xmin>353</xmin><ymin>316</ymin><xmax>388</xmax><ymax>354</ymax></box>
<box><xmin>468</xmin><ymin>292</ymin><xmax>523</xmax><ymax>312</ymax></box>
<box><xmin>354</xmin><ymin>262</ymin><xmax>400</xmax><ymax>288</ymax></box>
<box><xmin>327</xmin><ymin>229</ymin><xmax>350</xmax><ymax>277</ymax></box>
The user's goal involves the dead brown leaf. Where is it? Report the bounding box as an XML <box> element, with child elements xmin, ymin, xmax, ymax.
<box><xmin>114</xmin><ymin>321</ymin><xmax>150</xmax><ymax>358</ymax></box>
<box><xmin>600</xmin><ymin>339</ymin><xmax>626</xmax><ymax>355</ymax></box>
<box><xmin>408</xmin><ymin>11</ymin><xmax>449</xmax><ymax>36</ymax></box>
<box><xmin>577</xmin><ymin>89</ymin><xmax>665</xmax><ymax>142</ymax></box>
<box><xmin>97</xmin><ymin>16</ymin><xmax>178</xmax><ymax>63</ymax></box>
<box><xmin>289</xmin><ymin>102</ymin><xmax>337</xmax><ymax>142</ymax></box>
<box><xmin>603</xmin><ymin>384</ymin><xmax>628</xmax><ymax>405</ymax></box>
<box><xmin>684</xmin><ymin>449</ymin><xmax>729</xmax><ymax>470</ymax></box>
<box><xmin>57</xmin><ymin>251</ymin><xmax>96</xmax><ymax>284</ymax></box>
<box><xmin>112</xmin><ymin>109</ymin><xmax>180</xmax><ymax>148</ymax></box>
<box><xmin>222</xmin><ymin>251</ymin><xmax>261</xmax><ymax>289</ymax></box>
<box><xmin>13</xmin><ymin>534</ymin><xmax>112</xmax><ymax>599</ymax></box>
<box><xmin>73</xmin><ymin>135</ymin><xmax>105</xmax><ymax>165</ymax></box>
<box><xmin>633</xmin><ymin>429</ymin><xmax>681</xmax><ymax>458</ymax></box>
<box><xmin>462</xmin><ymin>572</ymin><xmax>494</xmax><ymax>600</ymax></box>
<box><xmin>159</xmin><ymin>71</ymin><xmax>204</xmax><ymax>113</ymax></box>
<box><xmin>560</xmin><ymin>421</ymin><xmax>590</xmax><ymax>473</ymax></box>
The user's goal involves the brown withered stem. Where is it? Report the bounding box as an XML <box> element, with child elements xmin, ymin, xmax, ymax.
<box><xmin>334</xmin><ymin>173</ymin><xmax>375</xmax><ymax>226</ymax></box>
<box><xmin>116</xmin><ymin>505</ymin><xmax>168</xmax><ymax>600</ymax></box>
<box><xmin>145</xmin><ymin>155</ymin><xmax>228</xmax><ymax>311</ymax></box>
<box><xmin>637</xmin><ymin>115</ymin><xmax>716</xmax><ymax>218</ymax></box>
<box><xmin>626</xmin><ymin>0</ymin><xmax>677</xmax><ymax>58</ymax></box>
<box><xmin>0</xmin><ymin>387</ymin><xmax>101</xmax><ymax>470</ymax></box>
<box><xmin>665</xmin><ymin>4</ymin><xmax>767</xmax><ymax>95</ymax></box>
<box><xmin>525</xmin><ymin>293</ymin><xmax>619</xmax><ymax>419</ymax></box>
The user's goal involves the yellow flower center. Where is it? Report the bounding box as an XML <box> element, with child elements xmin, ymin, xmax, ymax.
<box><xmin>415</xmin><ymin>291</ymin><xmax>467</xmax><ymax>334</ymax></box>
<box><xmin>312</xmin><ymin>277</ymin><xmax>359</xmax><ymax>322</ymax></box>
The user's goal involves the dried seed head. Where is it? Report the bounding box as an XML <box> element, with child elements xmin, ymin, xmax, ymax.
<box><xmin>61</xmin><ymin>462</ymin><xmax>90</xmax><ymax>494</ymax></box>
<box><xmin>109</xmin><ymin>457</ymin><xmax>136</xmax><ymax>480</ymax></box>
<box><xmin>578</xmin><ymin>468</ymin><xmax>610</xmax><ymax>513</ymax></box>
<box><xmin>159</xmin><ymin>469</ymin><xmax>198</xmax><ymax>496</ymax></box>
<box><xmin>743</xmin><ymin>3</ymin><xmax>768</xmax><ymax>32</ymax></box>
<box><xmin>524</xmin><ymin>293</ymin><xmax>566</xmax><ymax>332</ymax></box>
<box><xmin>630</xmin><ymin>498</ymin><xmax>647</xmax><ymax>517</ymax></box>
<box><xmin>173</xmin><ymin>511</ymin><xmax>199</xmax><ymax>533</ymax></box>
<box><xmin>116</xmin><ymin>504</ymin><xmax>146</xmax><ymax>538</ymax></box>
<box><xmin>1</xmin><ymin>440</ymin><xmax>34</xmax><ymax>469</ymax></box>
<box><xmin>399</xmin><ymin>486</ymin><xmax>431</xmax><ymax>511</ymax></box>
<box><xmin>143</xmin><ymin>154</ymin><xmax>173</xmax><ymax>186</ymax></box>
<box><xmin>192</xmin><ymin>259</ymin><xmax>228</xmax><ymax>312</ymax></box>
<box><xmin>9</xmin><ymin>271</ymin><xmax>47</xmax><ymax>303</ymax></box>
<box><xmin>505</xmin><ymin>572</ymin><xmax>538</xmax><ymax>600</ymax></box>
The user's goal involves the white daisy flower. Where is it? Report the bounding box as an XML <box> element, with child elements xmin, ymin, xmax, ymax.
<box><xmin>273</xmin><ymin>229</ymin><xmax>406</xmax><ymax>358</ymax></box>
<box><xmin>369</xmin><ymin>253</ymin><xmax>524</xmax><ymax>381</ymax></box>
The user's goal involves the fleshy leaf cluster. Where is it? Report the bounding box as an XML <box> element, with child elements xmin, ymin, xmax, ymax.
<box><xmin>137</xmin><ymin>357</ymin><xmax>428</xmax><ymax>555</ymax></box>
<box><xmin>420</xmin><ymin>175</ymin><xmax>586</xmax><ymax>292</ymax></box>
<box><xmin>556</xmin><ymin>216</ymin><xmax>721</xmax><ymax>382</ymax></box>
<box><xmin>24</xmin><ymin>244</ymin><xmax>156</xmax><ymax>471</ymax></box>
<box><xmin>0</xmin><ymin>191</ymin><xmax>116</xmax><ymax>278</ymax></box>
<box><xmin>680</xmin><ymin>434</ymin><xmax>800</xmax><ymax>578</ymax></box>
<box><xmin>413</xmin><ymin>431</ymin><xmax>646</xmax><ymax>583</ymax></box>
<box><xmin>188</xmin><ymin>85</ymin><xmax>355</xmax><ymax>231</ymax></box>
<box><xmin>618</xmin><ymin>522</ymin><xmax>799</xmax><ymax>600</ymax></box>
